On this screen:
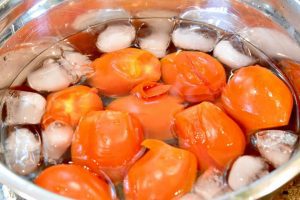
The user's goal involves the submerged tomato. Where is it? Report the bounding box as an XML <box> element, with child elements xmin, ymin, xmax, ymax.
<box><xmin>221</xmin><ymin>65</ymin><xmax>293</xmax><ymax>133</ymax></box>
<box><xmin>161</xmin><ymin>51</ymin><xmax>226</xmax><ymax>103</ymax></box>
<box><xmin>281</xmin><ymin>60</ymin><xmax>300</xmax><ymax>97</ymax></box>
<box><xmin>124</xmin><ymin>139</ymin><xmax>197</xmax><ymax>200</ymax></box>
<box><xmin>174</xmin><ymin>101</ymin><xmax>245</xmax><ymax>171</ymax></box>
<box><xmin>71</xmin><ymin>110</ymin><xmax>143</xmax><ymax>183</ymax></box>
<box><xmin>35</xmin><ymin>165</ymin><xmax>114</xmax><ymax>200</ymax></box>
<box><xmin>108</xmin><ymin>81</ymin><xmax>184</xmax><ymax>140</ymax></box>
<box><xmin>42</xmin><ymin>85</ymin><xmax>103</xmax><ymax>128</ymax></box>
<box><xmin>88</xmin><ymin>48</ymin><xmax>161</xmax><ymax>96</ymax></box>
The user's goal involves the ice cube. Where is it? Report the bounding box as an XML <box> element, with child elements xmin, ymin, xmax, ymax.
<box><xmin>96</xmin><ymin>24</ymin><xmax>136</xmax><ymax>52</ymax></box>
<box><xmin>252</xmin><ymin>130</ymin><xmax>298</xmax><ymax>168</ymax></box>
<box><xmin>139</xmin><ymin>32</ymin><xmax>170</xmax><ymax>58</ymax></box>
<box><xmin>193</xmin><ymin>168</ymin><xmax>232</xmax><ymax>199</ymax></box>
<box><xmin>228</xmin><ymin>155</ymin><xmax>269</xmax><ymax>190</ymax></box>
<box><xmin>180</xmin><ymin>193</ymin><xmax>203</xmax><ymax>200</ymax></box>
<box><xmin>213</xmin><ymin>40</ymin><xmax>255</xmax><ymax>68</ymax></box>
<box><xmin>72</xmin><ymin>9</ymin><xmax>131</xmax><ymax>31</ymax></box>
<box><xmin>4</xmin><ymin>128</ymin><xmax>41</xmax><ymax>175</ymax></box>
<box><xmin>239</xmin><ymin>27</ymin><xmax>300</xmax><ymax>62</ymax></box>
<box><xmin>4</xmin><ymin>90</ymin><xmax>46</xmax><ymax>125</ymax></box>
<box><xmin>42</xmin><ymin>121</ymin><xmax>74</xmax><ymax>164</ymax></box>
<box><xmin>172</xmin><ymin>26</ymin><xmax>217</xmax><ymax>52</ymax></box>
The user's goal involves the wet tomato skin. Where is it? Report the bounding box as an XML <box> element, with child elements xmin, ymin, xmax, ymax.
<box><xmin>108</xmin><ymin>81</ymin><xmax>184</xmax><ymax>140</ymax></box>
<box><xmin>281</xmin><ymin>60</ymin><xmax>300</xmax><ymax>97</ymax></box>
<box><xmin>174</xmin><ymin>101</ymin><xmax>245</xmax><ymax>171</ymax></box>
<box><xmin>42</xmin><ymin>85</ymin><xmax>103</xmax><ymax>128</ymax></box>
<box><xmin>71</xmin><ymin>110</ymin><xmax>144</xmax><ymax>183</ymax></box>
<box><xmin>88</xmin><ymin>48</ymin><xmax>161</xmax><ymax>96</ymax></box>
<box><xmin>161</xmin><ymin>51</ymin><xmax>226</xmax><ymax>103</ymax></box>
<box><xmin>124</xmin><ymin>139</ymin><xmax>197</xmax><ymax>200</ymax></box>
<box><xmin>35</xmin><ymin>164</ymin><xmax>114</xmax><ymax>200</ymax></box>
<box><xmin>221</xmin><ymin>65</ymin><xmax>293</xmax><ymax>133</ymax></box>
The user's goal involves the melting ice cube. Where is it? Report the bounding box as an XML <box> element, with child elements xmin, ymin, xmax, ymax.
<box><xmin>180</xmin><ymin>193</ymin><xmax>203</xmax><ymax>200</ymax></box>
<box><xmin>4</xmin><ymin>128</ymin><xmax>41</xmax><ymax>175</ymax></box>
<box><xmin>139</xmin><ymin>32</ymin><xmax>170</xmax><ymax>58</ymax></box>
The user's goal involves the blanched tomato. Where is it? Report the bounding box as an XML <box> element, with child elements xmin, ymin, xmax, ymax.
<box><xmin>35</xmin><ymin>165</ymin><xmax>114</xmax><ymax>200</ymax></box>
<box><xmin>42</xmin><ymin>85</ymin><xmax>103</xmax><ymax>128</ymax></box>
<box><xmin>174</xmin><ymin>101</ymin><xmax>245</xmax><ymax>171</ymax></box>
<box><xmin>281</xmin><ymin>60</ymin><xmax>300</xmax><ymax>97</ymax></box>
<box><xmin>221</xmin><ymin>65</ymin><xmax>293</xmax><ymax>133</ymax></box>
<box><xmin>88</xmin><ymin>48</ymin><xmax>161</xmax><ymax>96</ymax></box>
<box><xmin>161</xmin><ymin>51</ymin><xmax>226</xmax><ymax>103</ymax></box>
<box><xmin>124</xmin><ymin>139</ymin><xmax>197</xmax><ymax>200</ymax></box>
<box><xmin>71</xmin><ymin>110</ymin><xmax>143</xmax><ymax>183</ymax></box>
<box><xmin>108</xmin><ymin>81</ymin><xmax>184</xmax><ymax>140</ymax></box>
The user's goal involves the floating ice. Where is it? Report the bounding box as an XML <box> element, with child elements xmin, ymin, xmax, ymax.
<box><xmin>139</xmin><ymin>32</ymin><xmax>170</xmax><ymax>58</ymax></box>
<box><xmin>4</xmin><ymin>90</ymin><xmax>46</xmax><ymax>125</ymax></box>
<box><xmin>213</xmin><ymin>40</ymin><xmax>255</xmax><ymax>68</ymax></box>
<box><xmin>180</xmin><ymin>193</ymin><xmax>202</xmax><ymax>200</ymax></box>
<box><xmin>228</xmin><ymin>155</ymin><xmax>269</xmax><ymax>190</ymax></box>
<box><xmin>252</xmin><ymin>130</ymin><xmax>298</xmax><ymax>168</ymax></box>
<box><xmin>42</xmin><ymin>121</ymin><xmax>74</xmax><ymax>164</ymax></box>
<box><xmin>96</xmin><ymin>24</ymin><xmax>136</xmax><ymax>53</ymax></box>
<box><xmin>4</xmin><ymin>128</ymin><xmax>41</xmax><ymax>175</ymax></box>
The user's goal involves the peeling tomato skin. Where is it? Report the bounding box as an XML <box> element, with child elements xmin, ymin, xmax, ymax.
<box><xmin>221</xmin><ymin>65</ymin><xmax>293</xmax><ymax>133</ymax></box>
<box><xmin>161</xmin><ymin>51</ymin><xmax>226</xmax><ymax>103</ymax></box>
<box><xmin>88</xmin><ymin>48</ymin><xmax>161</xmax><ymax>96</ymax></box>
<box><xmin>124</xmin><ymin>139</ymin><xmax>197</xmax><ymax>200</ymax></box>
<box><xmin>71</xmin><ymin>110</ymin><xmax>144</xmax><ymax>183</ymax></box>
<box><xmin>35</xmin><ymin>165</ymin><xmax>114</xmax><ymax>200</ymax></box>
<box><xmin>174</xmin><ymin>102</ymin><xmax>245</xmax><ymax>171</ymax></box>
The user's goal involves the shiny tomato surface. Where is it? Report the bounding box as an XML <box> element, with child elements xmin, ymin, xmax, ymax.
<box><xmin>88</xmin><ymin>48</ymin><xmax>161</xmax><ymax>96</ymax></box>
<box><xmin>221</xmin><ymin>65</ymin><xmax>293</xmax><ymax>133</ymax></box>
<box><xmin>42</xmin><ymin>85</ymin><xmax>103</xmax><ymax>128</ymax></box>
<box><xmin>108</xmin><ymin>81</ymin><xmax>184</xmax><ymax>140</ymax></box>
<box><xmin>174</xmin><ymin>101</ymin><xmax>245</xmax><ymax>171</ymax></box>
<box><xmin>161</xmin><ymin>51</ymin><xmax>226</xmax><ymax>103</ymax></box>
<box><xmin>124</xmin><ymin>139</ymin><xmax>197</xmax><ymax>200</ymax></box>
<box><xmin>35</xmin><ymin>165</ymin><xmax>114</xmax><ymax>200</ymax></box>
<box><xmin>71</xmin><ymin>110</ymin><xmax>144</xmax><ymax>183</ymax></box>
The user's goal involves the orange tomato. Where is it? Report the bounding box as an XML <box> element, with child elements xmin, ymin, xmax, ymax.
<box><xmin>35</xmin><ymin>165</ymin><xmax>114</xmax><ymax>200</ymax></box>
<box><xmin>221</xmin><ymin>65</ymin><xmax>293</xmax><ymax>133</ymax></box>
<box><xmin>108</xmin><ymin>81</ymin><xmax>184</xmax><ymax>140</ymax></box>
<box><xmin>174</xmin><ymin>101</ymin><xmax>245</xmax><ymax>171</ymax></box>
<box><xmin>71</xmin><ymin>110</ymin><xmax>144</xmax><ymax>183</ymax></box>
<box><xmin>161</xmin><ymin>51</ymin><xmax>226</xmax><ymax>103</ymax></box>
<box><xmin>88</xmin><ymin>48</ymin><xmax>161</xmax><ymax>96</ymax></box>
<box><xmin>281</xmin><ymin>60</ymin><xmax>300</xmax><ymax>97</ymax></box>
<box><xmin>124</xmin><ymin>139</ymin><xmax>197</xmax><ymax>200</ymax></box>
<box><xmin>42</xmin><ymin>85</ymin><xmax>103</xmax><ymax>128</ymax></box>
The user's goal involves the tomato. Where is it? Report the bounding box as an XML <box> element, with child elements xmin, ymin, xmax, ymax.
<box><xmin>161</xmin><ymin>51</ymin><xmax>226</xmax><ymax>103</ymax></box>
<box><xmin>71</xmin><ymin>110</ymin><xmax>143</xmax><ymax>183</ymax></box>
<box><xmin>35</xmin><ymin>165</ymin><xmax>114</xmax><ymax>200</ymax></box>
<box><xmin>108</xmin><ymin>81</ymin><xmax>184</xmax><ymax>140</ymax></box>
<box><xmin>174</xmin><ymin>101</ymin><xmax>245</xmax><ymax>171</ymax></box>
<box><xmin>221</xmin><ymin>65</ymin><xmax>293</xmax><ymax>133</ymax></box>
<box><xmin>124</xmin><ymin>139</ymin><xmax>197</xmax><ymax>200</ymax></box>
<box><xmin>281</xmin><ymin>59</ymin><xmax>300</xmax><ymax>97</ymax></box>
<box><xmin>42</xmin><ymin>85</ymin><xmax>103</xmax><ymax>128</ymax></box>
<box><xmin>87</xmin><ymin>48</ymin><xmax>161</xmax><ymax>96</ymax></box>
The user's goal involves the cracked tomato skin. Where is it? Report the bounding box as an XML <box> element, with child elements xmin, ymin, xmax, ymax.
<box><xmin>87</xmin><ymin>48</ymin><xmax>161</xmax><ymax>96</ymax></box>
<box><xmin>42</xmin><ymin>85</ymin><xmax>103</xmax><ymax>128</ymax></box>
<box><xmin>124</xmin><ymin>139</ymin><xmax>197</xmax><ymax>200</ymax></box>
<box><xmin>161</xmin><ymin>51</ymin><xmax>226</xmax><ymax>103</ymax></box>
<box><xmin>35</xmin><ymin>165</ymin><xmax>114</xmax><ymax>200</ymax></box>
<box><xmin>108</xmin><ymin>81</ymin><xmax>184</xmax><ymax>140</ymax></box>
<box><xmin>221</xmin><ymin>65</ymin><xmax>293</xmax><ymax>133</ymax></box>
<box><xmin>174</xmin><ymin>102</ymin><xmax>245</xmax><ymax>171</ymax></box>
<box><xmin>71</xmin><ymin>110</ymin><xmax>144</xmax><ymax>183</ymax></box>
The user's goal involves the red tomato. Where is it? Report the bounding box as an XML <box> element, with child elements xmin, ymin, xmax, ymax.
<box><xmin>88</xmin><ymin>48</ymin><xmax>161</xmax><ymax>96</ymax></box>
<box><xmin>221</xmin><ymin>65</ymin><xmax>293</xmax><ymax>133</ymax></box>
<box><xmin>124</xmin><ymin>139</ymin><xmax>197</xmax><ymax>200</ymax></box>
<box><xmin>174</xmin><ymin>101</ymin><xmax>245</xmax><ymax>171</ymax></box>
<box><xmin>35</xmin><ymin>165</ymin><xmax>114</xmax><ymax>200</ymax></box>
<box><xmin>281</xmin><ymin>60</ymin><xmax>300</xmax><ymax>97</ymax></box>
<box><xmin>71</xmin><ymin>110</ymin><xmax>144</xmax><ymax>183</ymax></box>
<box><xmin>42</xmin><ymin>85</ymin><xmax>103</xmax><ymax>128</ymax></box>
<box><xmin>107</xmin><ymin>81</ymin><xmax>184</xmax><ymax>140</ymax></box>
<box><xmin>161</xmin><ymin>51</ymin><xmax>226</xmax><ymax>103</ymax></box>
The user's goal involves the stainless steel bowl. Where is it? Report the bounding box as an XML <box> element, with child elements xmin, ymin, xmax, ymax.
<box><xmin>0</xmin><ymin>0</ymin><xmax>300</xmax><ymax>199</ymax></box>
